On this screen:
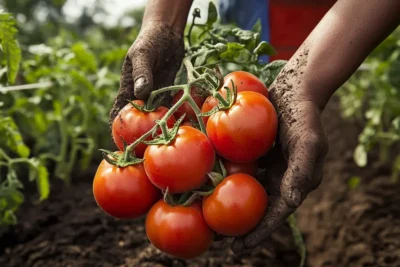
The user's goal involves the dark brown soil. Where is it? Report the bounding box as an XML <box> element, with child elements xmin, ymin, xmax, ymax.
<box><xmin>1</xmin><ymin>97</ymin><xmax>399</xmax><ymax>267</ymax></box>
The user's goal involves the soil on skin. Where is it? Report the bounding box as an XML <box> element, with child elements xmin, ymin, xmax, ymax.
<box><xmin>0</xmin><ymin>97</ymin><xmax>399</xmax><ymax>267</ymax></box>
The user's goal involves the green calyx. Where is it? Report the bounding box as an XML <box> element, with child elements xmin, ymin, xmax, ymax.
<box><xmin>144</xmin><ymin>114</ymin><xmax>186</xmax><ymax>145</ymax></box>
<box><xmin>99</xmin><ymin>149</ymin><xmax>143</xmax><ymax>167</ymax></box>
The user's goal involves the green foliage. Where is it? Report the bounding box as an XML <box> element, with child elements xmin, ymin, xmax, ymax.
<box><xmin>338</xmin><ymin>27</ymin><xmax>400</xmax><ymax>180</ymax></box>
<box><xmin>287</xmin><ymin>214</ymin><xmax>306</xmax><ymax>267</ymax></box>
<box><xmin>0</xmin><ymin>0</ymin><xmax>141</xmax><ymax>234</ymax></box>
<box><xmin>184</xmin><ymin>3</ymin><xmax>285</xmax><ymax>84</ymax></box>
<box><xmin>0</xmin><ymin>11</ymin><xmax>21</xmax><ymax>84</ymax></box>
<box><xmin>0</xmin><ymin>117</ymin><xmax>49</xmax><ymax>233</ymax></box>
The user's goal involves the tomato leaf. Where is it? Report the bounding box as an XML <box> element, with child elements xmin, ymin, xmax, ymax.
<box><xmin>261</xmin><ymin>60</ymin><xmax>287</xmax><ymax>87</ymax></box>
<box><xmin>28</xmin><ymin>158</ymin><xmax>50</xmax><ymax>201</ymax></box>
<box><xmin>251</xmin><ymin>19</ymin><xmax>262</xmax><ymax>35</ymax></box>
<box><xmin>254</xmin><ymin>41</ymin><xmax>276</xmax><ymax>56</ymax></box>
<box><xmin>0</xmin><ymin>117</ymin><xmax>30</xmax><ymax>158</ymax></box>
<box><xmin>206</xmin><ymin>2</ymin><xmax>218</xmax><ymax>26</ymax></box>
<box><xmin>0</xmin><ymin>186</ymin><xmax>24</xmax><ymax>232</ymax></box>
<box><xmin>287</xmin><ymin>214</ymin><xmax>306</xmax><ymax>267</ymax></box>
<box><xmin>0</xmin><ymin>12</ymin><xmax>21</xmax><ymax>84</ymax></box>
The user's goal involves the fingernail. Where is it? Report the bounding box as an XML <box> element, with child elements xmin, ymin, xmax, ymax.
<box><xmin>290</xmin><ymin>188</ymin><xmax>302</xmax><ymax>207</ymax></box>
<box><xmin>134</xmin><ymin>77</ymin><xmax>147</xmax><ymax>91</ymax></box>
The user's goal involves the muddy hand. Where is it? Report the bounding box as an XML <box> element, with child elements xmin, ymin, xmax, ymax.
<box><xmin>109</xmin><ymin>22</ymin><xmax>184</xmax><ymax>127</ymax></box>
<box><xmin>231</xmin><ymin>64</ymin><xmax>329</xmax><ymax>253</ymax></box>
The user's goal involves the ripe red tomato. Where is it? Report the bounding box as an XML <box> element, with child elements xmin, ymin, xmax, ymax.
<box><xmin>201</xmin><ymin>96</ymin><xmax>219</xmax><ymax>124</ymax></box>
<box><xmin>223</xmin><ymin>159</ymin><xmax>258</xmax><ymax>177</ymax></box>
<box><xmin>112</xmin><ymin>100</ymin><xmax>176</xmax><ymax>157</ymax></box>
<box><xmin>93</xmin><ymin>155</ymin><xmax>160</xmax><ymax>219</ymax></box>
<box><xmin>206</xmin><ymin>91</ymin><xmax>277</xmax><ymax>163</ymax></box>
<box><xmin>201</xmin><ymin>71</ymin><xmax>268</xmax><ymax>123</ymax></box>
<box><xmin>202</xmin><ymin>173</ymin><xmax>268</xmax><ymax>236</ymax></box>
<box><xmin>144</xmin><ymin>126</ymin><xmax>215</xmax><ymax>193</ymax></box>
<box><xmin>224</xmin><ymin>71</ymin><xmax>269</xmax><ymax>98</ymax></box>
<box><xmin>172</xmin><ymin>87</ymin><xmax>206</xmax><ymax>122</ymax></box>
<box><xmin>146</xmin><ymin>200</ymin><xmax>213</xmax><ymax>259</ymax></box>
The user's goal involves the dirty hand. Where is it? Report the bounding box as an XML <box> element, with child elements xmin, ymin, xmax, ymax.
<box><xmin>231</xmin><ymin>66</ymin><xmax>329</xmax><ymax>253</ymax></box>
<box><xmin>109</xmin><ymin>22</ymin><xmax>185</xmax><ymax>125</ymax></box>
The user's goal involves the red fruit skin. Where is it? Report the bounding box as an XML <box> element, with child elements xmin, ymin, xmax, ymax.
<box><xmin>146</xmin><ymin>200</ymin><xmax>214</xmax><ymax>259</ymax></box>
<box><xmin>202</xmin><ymin>173</ymin><xmax>268</xmax><ymax>236</ymax></box>
<box><xmin>93</xmin><ymin>158</ymin><xmax>160</xmax><ymax>219</ymax></box>
<box><xmin>224</xmin><ymin>71</ymin><xmax>269</xmax><ymax>98</ymax></box>
<box><xmin>144</xmin><ymin>126</ymin><xmax>215</xmax><ymax>194</ymax></box>
<box><xmin>112</xmin><ymin>100</ymin><xmax>176</xmax><ymax>157</ymax></box>
<box><xmin>206</xmin><ymin>91</ymin><xmax>278</xmax><ymax>163</ymax></box>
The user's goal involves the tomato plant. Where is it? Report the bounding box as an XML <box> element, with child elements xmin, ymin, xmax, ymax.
<box><xmin>112</xmin><ymin>100</ymin><xmax>176</xmax><ymax>157</ymax></box>
<box><xmin>223</xmin><ymin>159</ymin><xmax>258</xmax><ymax>176</ymax></box>
<box><xmin>144</xmin><ymin>126</ymin><xmax>215</xmax><ymax>194</ymax></box>
<box><xmin>202</xmin><ymin>173</ymin><xmax>268</xmax><ymax>236</ymax></box>
<box><xmin>145</xmin><ymin>200</ymin><xmax>213</xmax><ymax>259</ymax></box>
<box><xmin>172</xmin><ymin>87</ymin><xmax>206</xmax><ymax>122</ymax></box>
<box><xmin>93</xmin><ymin>153</ymin><xmax>160</xmax><ymax>219</ymax></box>
<box><xmin>206</xmin><ymin>91</ymin><xmax>278</xmax><ymax>163</ymax></box>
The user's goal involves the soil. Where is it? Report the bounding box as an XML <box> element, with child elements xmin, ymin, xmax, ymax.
<box><xmin>1</xmin><ymin>97</ymin><xmax>399</xmax><ymax>267</ymax></box>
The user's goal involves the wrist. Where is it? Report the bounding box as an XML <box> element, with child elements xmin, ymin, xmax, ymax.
<box><xmin>142</xmin><ymin>0</ymin><xmax>192</xmax><ymax>35</ymax></box>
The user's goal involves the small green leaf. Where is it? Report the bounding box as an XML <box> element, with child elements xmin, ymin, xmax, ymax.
<box><xmin>254</xmin><ymin>41</ymin><xmax>276</xmax><ymax>56</ymax></box>
<box><xmin>287</xmin><ymin>214</ymin><xmax>306</xmax><ymax>267</ymax></box>
<box><xmin>261</xmin><ymin>60</ymin><xmax>287</xmax><ymax>87</ymax></box>
<box><xmin>354</xmin><ymin>145</ymin><xmax>368</xmax><ymax>167</ymax></box>
<box><xmin>0</xmin><ymin>12</ymin><xmax>21</xmax><ymax>84</ymax></box>
<box><xmin>27</xmin><ymin>158</ymin><xmax>50</xmax><ymax>201</ymax></box>
<box><xmin>347</xmin><ymin>176</ymin><xmax>361</xmax><ymax>189</ymax></box>
<box><xmin>36</xmin><ymin>164</ymin><xmax>50</xmax><ymax>201</ymax></box>
<box><xmin>206</xmin><ymin>2</ymin><xmax>218</xmax><ymax>26</ymax></box>
<box><xmin>251</xmin><ymin>19</ymin><xmax>262</xmax><ymax>35</ymax></box>
<box><xmin>0</xmin><ymin>117</ymin><xmax>30</xmax><ymax>158</ymax></box>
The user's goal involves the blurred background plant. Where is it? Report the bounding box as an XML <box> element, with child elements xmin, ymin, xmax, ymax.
<box><xmin>337</xmin><ymin>27</ymin><xmax>400</xmax><ymax>182</ymax></box>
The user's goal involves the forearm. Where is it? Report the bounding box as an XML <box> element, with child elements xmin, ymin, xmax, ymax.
<box><xmin>274</xmin><ymin>0</ymin><xmax>400</xmax><ymax>110</ymax></box>
<box><xmin>142</xmin><ymin>0</ymin><xmax>193</xmax><ymax>34</ymax></box>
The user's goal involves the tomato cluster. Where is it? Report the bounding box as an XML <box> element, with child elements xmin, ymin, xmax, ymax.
<box><xmin>93</xmin><ymin>71</ymin><xmax>278</xmax><ymax>259</ymax></box>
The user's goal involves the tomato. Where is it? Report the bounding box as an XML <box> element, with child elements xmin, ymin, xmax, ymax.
<box><xmin>224</xmin><ymin>71</ymin><xmax>269</xmax><ymax>98</ymax></box>
<box><xmin>201</xmin><ymin>71</ymin><xmax>268</xmax><ymax>123</ymax></box>
<box><xmin>202</xmin><ymin>173</ymin><xmax>268</xmax><ymax>236</ymax></box>
<box><xmin>182</xmin><ymin>121</ymin><xmax>194</xmax><ymax>127</ymax></box>
<box><xmin>144</xmin><ymin>126</ymin><xmax>215</xmax><ymax>194</ymax></box>
<box><xmin>206</xmin><ymin>91</ymin><xmax>277</xmax><ymax>163</ymax></box>
<box><xmin>223</xmin><ymin>159</ymin><xmax>258</xmax><ymax>177</ymax></box>
<box><xmin>201</xmin><ymin>96</ymin><xmax>219</xmax><ymax>124</ymax></box>
<box><xmin>93</xmin><ymin>155</ymin><xmax>160</xmax><ymax>219</ymax></box>
<box><xmin>146</xmin><ymin>200</ymin><xmax>213</xmax><ymax>259</ymax></box>
<box><xmin>112</xmin><ymin>100</ymin><xmax>176</xmax><ymax>157</ymax></box>
<box><xmin>172</xmin><ymin>87</ymin><xmax>206</xmax><ymax>122</ymax></box>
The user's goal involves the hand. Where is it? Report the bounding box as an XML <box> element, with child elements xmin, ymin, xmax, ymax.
<box><xmin>231</xmin><ymin>69</ymin><xmax>329</xmax><ymax>253</ymax></box>
<box><xmin>109</xmin><ymin>21</ymin><xmax>185</xmax><ymax>125</ymax></box>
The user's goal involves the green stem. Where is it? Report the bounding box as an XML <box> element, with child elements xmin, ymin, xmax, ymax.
<box><xmin>0</xmin><ymin>149</ymin><xmax>11</xmax><ymax>161</ymax></box>
<box><xmin>186</xmin><ymin>92</ymin><xmax>206</xmax><ymax>134</ymax></box>
<box><xmin>124</xmin><ymin>90</ymin><xmax>189</xmax><ymax>160</ymax></box>
<box><xmin>183</xmin><ymin>57</ymin><xmax>196</xmax><ymax>82</ymax></box>
<box><xmin>213</xmin><ymin>91</ymin><xmax>229</xmax><ymax>107</ymax></box>
<box><xmin>146</xmin><ymin>85</ymin><xmax>185</xmax><ymax>110</ymax></box>
<box><xmin>187</xmin><ymin>11</ymin><xmax>197</xmax><ymax>47</ymax></box>
<box><xmin>159</xmin><ymin>120</ymin><xmax>170</xmax><ymax>140</ymax></box>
